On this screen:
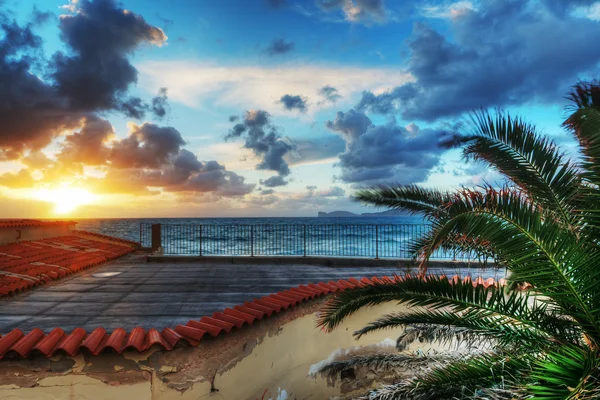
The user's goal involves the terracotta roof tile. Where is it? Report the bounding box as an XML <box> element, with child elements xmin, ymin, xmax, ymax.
<box><xmin>0</xmin><ymin>235</ymin><xmax>136</xmax><ymax>297</ymax></box>
<box><xmin>0</xmin><ymin>220</ymin><xmax>76</xmax><ymax>229</ymax></box>
<box><xmin>0</xmin><ymin>274</ymin><xmax>503</xmax><ymax>360</ymax></box>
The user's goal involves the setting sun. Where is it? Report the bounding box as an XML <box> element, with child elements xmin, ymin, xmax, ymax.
<box><xmin>34</xmin><ymin>187</ymin><xmax>97</xmax><ymax>214</ymax></box>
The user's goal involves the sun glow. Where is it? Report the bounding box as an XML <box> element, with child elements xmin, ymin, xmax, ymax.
<box><xmin>34</xmin><ymin>187</ymin><xmax>97</xmax><ymax>214</ymax></box>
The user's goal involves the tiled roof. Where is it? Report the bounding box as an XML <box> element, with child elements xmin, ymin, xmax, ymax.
<box><xmin>0</xmin><ymin>275</ymin><xmax>502</xmax><ymax>359</ymax></box>
<box><xmin>71</xmin><ymin>230</ymin><xmax>141</xmax><ymax>248</ymax></box>
<box><xmin>0</xmin><ymin>236</ymin><xmax>136</xmax><ymax>296</ymax></box>
<box><xmin>0</xmin><ymin>220</ymin><xmax>77</xmax><ymax>229</ymax></box>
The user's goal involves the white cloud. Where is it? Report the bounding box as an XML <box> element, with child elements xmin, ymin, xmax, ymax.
<box><xmin>137</xmin><ymin>61</ymin><xmax>413</xmax><ymax>117</ymax></box>
<box><xmin>572</xmin><ymin>1</ymin><xmax>600</xmax><ymax>20</ymax></box>
<box><xmin>420</xmin><ymin>1</ymin><xmax>475</xmax><ymax>19</ymax></box>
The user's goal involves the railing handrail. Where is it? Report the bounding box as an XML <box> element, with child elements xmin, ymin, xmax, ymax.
<box><xmin>138</xmin><ymin>222</ymin><xmax>483</xmax><ymax>261</ymax></box>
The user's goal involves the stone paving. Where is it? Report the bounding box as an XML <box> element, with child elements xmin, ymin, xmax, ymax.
<box><xmin>0</xmin><ymin>254</ymin><xmax>506</xmax><ymax>333</ymax></box>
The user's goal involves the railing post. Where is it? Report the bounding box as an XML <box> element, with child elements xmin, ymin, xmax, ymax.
<box><xmin>151</xmin><ymin>224</ymin><xmax>162</xmax><ymax>252</ymax></box>
<box><xmin>250</xmin><ymin>225</ymin><xmax>254</xmax><ymax>257</ymax></box>
<box><xmin>199</xmin><ymin>225</ymin><xmax>203</xmax><ymax>256</ymax></box>
<box><xmin>303</xmin><ymin>225</ymin><xmax>307</xmax><ymax>257</ymax></box>
<box><xmin>375</xmin><ymin>225</ymin><xmax>379</xmax><ymax>260</ymax></box>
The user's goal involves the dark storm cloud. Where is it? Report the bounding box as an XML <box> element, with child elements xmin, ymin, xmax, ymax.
<box><xmin>225</xmin><ymin>110</ymin><xmax>295</xmax><ymax>177</ymax></box>
<box><xmin>326</xmin><ymin>109</ymin><xmax>449</xmax><ymax>186</ymax></box>
<box><xmin>0</xmin><ymin>0</ymin><xmax>167</xmax><ymax>159</ymax></box>
<box><xmin>279</xmin><ymin>94</ymin><xmax>308</xmax><ymax>112</ymax></box>
<box><xmin>58</xmin><ymin>116</ymin><xmax>114</xmax><ymax>165</ymax></box>
<box><xmin>318</xmin><ymin>85</ymin><xmax>341</xmax><ymax>104</ymax></box>
<box><xmin>53</xmin><ymin>0</ymin><xmax>167</xmax><ymax>115</ymax></box>
<box><xmin>0</xmin><ymin>17</ymin><xmax>80</xmax><ymax>159</ymax></box>
<box><xmin>110</xmin><ymin>123</ymin><xmax>186</xmax><ymax>169</ymax></box>
<box><xmin>266</xmin><ymin>38</ymin><xmax>294</xmax><ymax>55</ymax></box>
<box><xmin>357</xmin><ymin>0</ymin><xmax>600</xmax><ymax>121</ymax></box>
<box><xmin>260</xmin><ymin>175</ymin><xmax>288</xmax><ymax>187</ymax></box>
<box><xmin>151</xmin><ymin>88</ymin><xmax>169</xmax><ymax>118</ymax></box>
<box><xmin>260</xmin><ymin>188</ymin><xmax>275</xmax><ymax>195</ymax></box>
<box><xmin>325</xmin><ymin>109</ymin><xmax>372</xmax><ymax>142</ymax></box>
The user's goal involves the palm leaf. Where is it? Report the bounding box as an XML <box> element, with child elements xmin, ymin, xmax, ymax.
<box><xmin>354</xmin><ymin>353</ymin><xmax>531</xmax><ymax>400</ymax></box>
<box><xmin>528</xmin><ymin>345</ymin><xmax>600</xmax><ymax>399</ymax></box>
<box><xmin>353</xmin><ymin>184</ymin><xmax>453</xmax><ymax>220</ymax></box>
<box><xmin>454</xmin><ymin>110</ymin><xmax>582</xmax><ymax>229</ymax></box>
<box><xmin>316</xmin><ymin>353</ymin><xmax>454</xmax><ymax>380</ymax></box>
<box><xmin>414</xmin><ymin>187</ymin><xmax>600</xmax><ymax>342</ymax></box>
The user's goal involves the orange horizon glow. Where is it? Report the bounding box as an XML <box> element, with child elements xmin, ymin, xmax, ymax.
<box><xmin>33</xmin><ymin>186</ymin><xmax>97</xmax><ymax>215</ymax></box>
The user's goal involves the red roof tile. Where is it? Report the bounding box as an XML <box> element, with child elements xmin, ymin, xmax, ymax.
<box><xmin>0</xmin><ymin>235</ymin><xmax>136</xmax><ymax>297</ymax></box>
<box><xmin>0</xmin><ymin>275</ymin><xmax>504</xmax><ymax>360</ymax></box>
<box><xmin>0</xmin><ymin>220</ymin><xmax>77</xmax><ymax>229</ymax></box>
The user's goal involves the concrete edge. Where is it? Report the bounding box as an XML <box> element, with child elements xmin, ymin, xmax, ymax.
<box><xmin>146</xmin><ymin>255</ymin><xmax>493</xmax><ymax>269</ymax></box>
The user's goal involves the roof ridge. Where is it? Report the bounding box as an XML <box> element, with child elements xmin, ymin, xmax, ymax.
<box><xmin>0</xmin><ymin>275</ymin><xmax>504</xmax><ymax>360</ymax></box>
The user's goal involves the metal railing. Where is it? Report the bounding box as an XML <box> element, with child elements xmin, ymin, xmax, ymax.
<box><xmin>140</xmin><ymin>223</ymin><xmax>472</xmax><ymax>260</ymax></box>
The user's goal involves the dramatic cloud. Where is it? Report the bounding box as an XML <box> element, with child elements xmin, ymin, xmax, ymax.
<box><xmin>316</xmin><ymin>0</ymin><xmax>388</xmax><ymax>24</ymax></box>
<box><xmin>326</xmin><ymin>110</ymin><xmax>450</xmax><ymax>186</ymax></box>
<box><xmin>225</xmin><ymin>110</ymin><xmax>295</xmax><ymax>177</ymax></box>
<box><xmin>260</xmin><ymin>175</ymin><xmax>288</xmax><ymax>187</ymax></box>
<box><xmin>151</xmin><ymin>88</ymin><xmax>169</xmax><ymax>118</ymax></box>
<box><xmin>278</xmin><ymin>94</ymin><xmax>308</xmax><ymax>112</ymax></box>
<box><xmin>111</xmin><ymin>123</ymin><xmax>186</xmax><ymax>169</ymax></box>
<box><xmin>0</xmin><ymin>17</ymin><xmax>78</xmax><ymax>159</ymax></box>
<box><xmin>58</xmin><ymin>117</ymin><xmax>115</xmax><ymax>165</ymax></box>
<box><xmin>0</xmin><ymin>0</ymin><xmax>168</xmax><ymax>160</ymax></box>
<box><xmin>357</xmin><ymin>0</ymin><xmax>600</xmax><ymax>121</ymax></box>
<box><xmin>318</xmin><ymin>85</ymin><xmax>342</xmax><ymax>104</ymax></box>
<box><xmin>266</xmin><ymin>38</ymin><xmax>294</xmax><ymax>55</ymax></box>
<box><xmin>138</xmin><ymin>63</ymin><xmax>412</xmax><ymax>116</ymax></box>
<box><xmin>53</xmin><ymin>0</ymin><xmax>167</xmax><ymax>115</ymax></box>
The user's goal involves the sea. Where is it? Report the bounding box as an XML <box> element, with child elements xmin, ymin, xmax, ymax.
<box><xmin>73</xmin><ymin>216</ymin><xmax>501</xmax><ymax>276</ymax></box>
<box><xmin>74</xmin><ymin>216</ymin><xmax>440</xmax><ymax>259</ymax></box>
<box><xmin>74</xmin><ymin>216</ymin><xmax>424</xmax><ymax>242</ymax></box>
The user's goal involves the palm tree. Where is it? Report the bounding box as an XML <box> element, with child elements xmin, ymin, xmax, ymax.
<box><xmin>316</xmin><ymin>81</ymin><xmax>600</xmax><ymax>399</ymax></box>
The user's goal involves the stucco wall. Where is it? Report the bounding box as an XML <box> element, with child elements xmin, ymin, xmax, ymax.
<box><xmin>0</xmin><ymin>299</ymin><xmax>444</xmax><ymax>400</ymax></box>
<box><xmin>0</xmin><ymin>225</ymin><xmax>75</xmax><ymax>245</ymax></box>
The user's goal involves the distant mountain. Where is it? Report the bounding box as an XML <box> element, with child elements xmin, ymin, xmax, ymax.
<box><xmin>318</xmin><ymin>210</ymin><xmax>407</xmax><ymax>217</ymax></box>
<box><xmin>318</xmin><ymin>211</ymin><xmax>358</xmax><ymax>217</ymax></box>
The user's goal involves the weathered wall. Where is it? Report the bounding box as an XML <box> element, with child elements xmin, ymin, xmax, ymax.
<box><xmin>0</xmin><ymin>225</ymin><xmax>74</xmax><ymax>245</ymax></box>
<box><xmin>0</xmin><ymin>298</ymin><xmax>443</xmax><ymax>400</ymax></box>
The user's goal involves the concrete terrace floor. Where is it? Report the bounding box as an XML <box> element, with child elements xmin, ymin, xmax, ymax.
<box><xmin>0</xmin><ymin>254</ymin><xmax>506</xmax><ymax>333</ymax></box>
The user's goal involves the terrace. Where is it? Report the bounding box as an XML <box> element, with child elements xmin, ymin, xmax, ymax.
<box><xmin>0</xmin><ymin>222</ymin><xmax>501</xmax><ymax>399</ymax></box>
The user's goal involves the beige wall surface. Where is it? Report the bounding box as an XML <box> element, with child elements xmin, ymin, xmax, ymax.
<box><xmin>0</xmin><ymin>299</ymin><xmax>454</xmax><ymax>400</ymax></box>
<box><xmin>0</xmin><ymin>225</ymin><xmax>74</xmax><ymax>245</ymax></box>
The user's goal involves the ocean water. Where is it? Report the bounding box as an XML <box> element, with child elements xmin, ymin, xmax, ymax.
<box><xmin>72</xmin><ymin>216</ymin><xmax>463</xmax><ymax>259</ymax></box>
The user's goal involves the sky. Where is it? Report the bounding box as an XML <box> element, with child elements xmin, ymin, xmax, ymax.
<box><xmin>0</xmin><ymin>0</ymin><xmax>598</xmax><ymax>218</ymax></box>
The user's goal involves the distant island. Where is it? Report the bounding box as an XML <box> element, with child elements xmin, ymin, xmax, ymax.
<box><xmin>317</xmin><ymin>210</ymin><xmax>407</xmax><ymax>217</ymax></box>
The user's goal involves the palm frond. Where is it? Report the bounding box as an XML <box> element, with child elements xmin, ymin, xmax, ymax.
<box><xmin>353</xmin><ymin>184</ymin><xmax>453</xmax><ymax>220</ymax></box>
<box><xmin>396</xmin><ymin>324</ymin><xmax>494</xmax><ymax>351</ymax></box>
<box><xmin>354</xmin><ymin>353</ymin><xmax>531</xmax><ymax>400</ymax></box>
<box><xmin>414</xmin><ymin>187</ymin><xmax>600</xmax><ymax>342</ymax></box>
<box><xmin>316</xmin><ymin>353</ymin><xmax>454</xmax><ymax>380</ymax></box>
<box><xmin>354</xmin><ymin>309</ymin><xmax>559</xmax><ymax>350</ymax></box>
<box><xmin>454</xmin><ymin>110</ymin><xmax>581</xmax><ymax>229</ymax></box>
<box><xmin>317</xmin><ymin>275</ymin><xmax>580</xmax><ymax>345</ymax></box>
<box><xmin>528</xmin><ymin>345</ymin><xmax>600</xmax><ymax>399</ymax></box>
